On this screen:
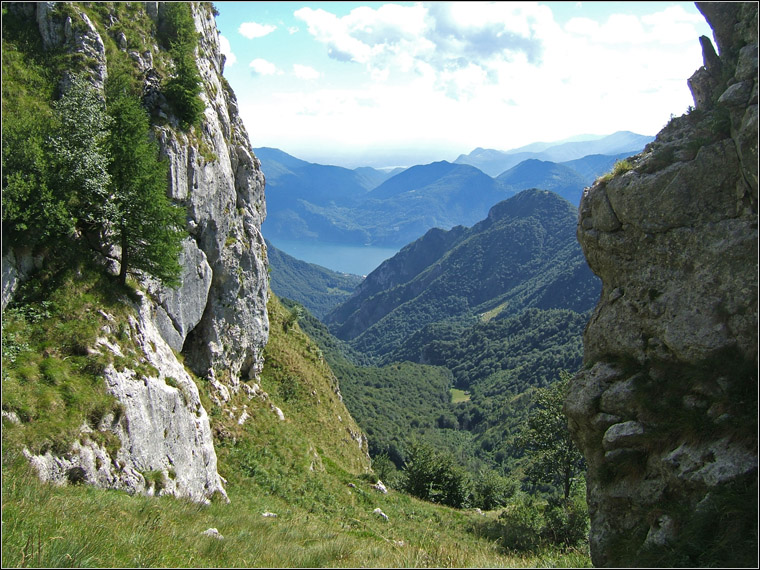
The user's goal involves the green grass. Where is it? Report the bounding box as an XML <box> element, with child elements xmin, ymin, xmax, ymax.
<box><xmin>2</xmin><ymin>287</ymin><xmax>591</xmax><ymax>568</ymax></box>
<box><xmin>597</xmin><ymin>159</ymin><xmax>634</xmax><ymax>184</ymax></box>
<box><xmin>1</xmin><ymin>265</ymin><xmax>136</xmax><ymax>456</ymax></box>
<box><xmin>1</xmin><ymin>453</ymin><xmax>590</xmax><ymax>568</ymax></box>
<box><xmin>450</xmin><ymin>388</ymin><xmax>471</xmax><ymax>404</ymax></box>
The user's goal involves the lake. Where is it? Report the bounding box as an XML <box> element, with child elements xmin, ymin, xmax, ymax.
<box><xmin>267</xmin><ymin>238</ymin><xmax>399</xmax><ymax>276</ymax></box>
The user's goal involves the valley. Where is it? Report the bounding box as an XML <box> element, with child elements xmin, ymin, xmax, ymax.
<box><xmin>268</xmin><ymin>187</ymin><xmax>600</xmax><ymax>491</ymax></box>
<box><xmin>2</xmin><ymin>2</ymin><xmax>755</xmax><ymax>568</ymax></box>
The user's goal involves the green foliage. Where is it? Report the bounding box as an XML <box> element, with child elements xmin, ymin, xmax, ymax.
<box><xmin>160</xmin><ymin>2</ymin><xmax>204</xmax><ymax>129</ymax></box>
<box><xmin>3</xmin><ymin>8</ymin><xmax>186</xmax><ymax>287</ymax></box>
<box><xmin>371</xmin><ymin>453</ymin><xmax>399</xmax><ymax>486</ymax></box>
<box><xmin>496</xmin><ymin>493</ymin><xmax>546</xmax><ymax>551</ymax></box>
<box><xmin>164</xmin><ymin>52</ymin><xmax>205</xmax><ymax>129</ymax></box>
<box><xmin>401</xmin><ymin>441</ymin><xmax>472</xmax><ymax>508</ymax></box>
<box><xmin>542</xmin><ymin>492</ymin><xmax>590</xmax><ymax>548</ymax></box>
<box><xmin>2</xmin><ymin>72</ymin><xmax>112</xmax><ymax>248</ymax></box>
<box><xmin>1</xmin><ymin>265</ymin><xmax>129</xmax><ymax>456</ymax></box>
<box><xmin>48</xmin><ymin>75</ymin><xmax>114</xmax><ymax>231</ymax></box>
<box><xmin>597</xmin><ymin>158</ymin><xmax>633</xmax><ymax>183</ymax></box>
<box><xmin>472</xmin><ymin>469</ymin><xmax>517</xmax><ymax>511</ymax></box>
<box><xmin>516</xmin><ymin>372</ymin><xmax>586</xmax><ymax>499</ymax></box>
<box><xmin>495</xmin><ymin>487</ymin><xmax>589</xmax><ymax>552</ymax></box>
<box><xmin>282</xmin><ymin>304</ymin><xmax>304</xmax><ymax>332</ymax></box>
<box><xmin>105</xmin><ymin>71</ymin><xmax>186</xmax><ymax>286</ymax></box>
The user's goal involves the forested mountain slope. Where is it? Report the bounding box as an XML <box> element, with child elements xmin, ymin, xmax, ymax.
<box><xmin>325</xmin><ymin>189</ymin><xmax>600</xmax><ymax>360</ymax></box>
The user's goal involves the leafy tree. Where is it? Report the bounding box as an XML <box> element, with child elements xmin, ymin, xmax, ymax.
<box><xmin>47</xmin><ymin>75</ymin><xmax>114</xmax><ymax>233</ymax></box>
<box><xmin>472</xmin><ymin>469</ymin><xmax>517</xmax><ymax>511</ymax></box>
<box><xmin>2</xmin><ymin>104</ymin><xmax>63</xmax><ymax>244</ymax></box>
<box><xmin>3</xmin><ymin>75</ymin><xmax>113</xmax><ymax>251</ymax></box>
<box><xmin>401</xmin><ymin>440</ymin><xmax>471</xmax><ymax>508</ymax></box>
<box><xmin>517</xmin><ymin>371</ymin><xmax>586</xmax><ymax>499</ymax></box>
<box><xmin>160</xmin><ymin>2</ymin><xmax>204</xmax><ymax>129</ymax></box>
<box><xmin>105</xmin><ymin>72</ymin><xmax>185</xmax><ymax>286</ymax></box>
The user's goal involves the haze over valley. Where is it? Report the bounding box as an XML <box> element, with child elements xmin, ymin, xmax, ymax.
<box><xmin>2</xmin><ymin>2</ymin><xmax>755</xmax><ymax>568</ymax></box>
<box><xmin>261</xmin><ymin>130</ymin><xmax>653</xmax><ymax>274</ymax></box>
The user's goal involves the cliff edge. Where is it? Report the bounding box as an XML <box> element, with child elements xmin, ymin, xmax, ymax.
<box><xmin>2</xmin><ymin>1</ymin><xmax>269</xmax><ymax>503</ymax></box>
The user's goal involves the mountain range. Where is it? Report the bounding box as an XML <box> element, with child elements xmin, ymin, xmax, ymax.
<box><xmin>454</xmin><ymin>131</ymin><xmax>654</xmax><ymax>176</ymax></box>
<box><xmin>258</xmin><ymin>131</ymin><xmax>653</xmax><ymax>248</ymax></box>
<box><xmin>323</xmin><ymin>189</ymin><xmax>600</xmax><ymax>361</ymax></box>
<box><xmin>275</xmin><ymin>188</ymin><xmax>602</xmax><ymax>475</ymax></box>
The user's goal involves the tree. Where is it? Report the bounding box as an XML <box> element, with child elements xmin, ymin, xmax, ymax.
<box><xmin>48</xmin><ymin>75</ymin><xmax>114</xmax><ymax>234</ymax></box>
<box><xmin>2</xmin><ymin>103</ymin><xmax>64</xmax><ymax>244</ymax></box>
<box><xmin>3</xmin><ymin>75</ymin><xmax>113</xmax><ymax>252</ymax></box>
<box><xmin>160</xmin><ymin>2</ymin><xmax>204</xmax><ymax>129</ymax></box>
<box><xmin>105</xmin><ymin>72</ymin><xmax>186</xmax><ymax>286</ymax></box>
<box><xmin>517</xmin><ymin>371</ymin><xmax>586</xmax><ymax>499</ymax></box>
<box><xmin>401</xmin><ymin>440</ymin><xmax>471</xmax><ymax>508</ymax></box>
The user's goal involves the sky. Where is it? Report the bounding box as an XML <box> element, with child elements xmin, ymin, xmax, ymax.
<box><xmin>214</xmin><ymin>1</ymin><xmax>713</xmax><ymax>168</ymax></box>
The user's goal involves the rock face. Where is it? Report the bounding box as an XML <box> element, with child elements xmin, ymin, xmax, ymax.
<box><xmin>26</xmin><ymin>292</ymin><xmax>228</xmax><ymax>503</ymax></box>
<box><xmin>566</xmin><ymin>3</ymin><xmax>757</xmax><ymax>566</ymax></box>
<box><xmin>145</xmin><ymin>2</ymin><xmax>269</xmax><ymax>389</ymax></box>
<box><xmin>7</xmin><ymin>2</ymin><xmax>270</xmax><ymax>503</ymax></box>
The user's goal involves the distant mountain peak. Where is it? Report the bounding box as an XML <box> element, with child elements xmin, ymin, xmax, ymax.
<box><xmin>454</xmin><ymin>132</ymin><xmax>654</xmax><ymax>177</ymax></box>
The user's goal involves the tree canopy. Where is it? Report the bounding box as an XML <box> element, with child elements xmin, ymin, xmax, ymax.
<box><xmin>517</xmin><ymin>371</ymin><xmax>586</xmax><ymax>499</ymax></box>
<box><xmin>105</xmin><ymin>72</ymin><xmax>185</xmax><ymax>286</ymax></box>
<box><xmin>3</xmin><ymin>71</ymin><xmax>186</xmax><ymax>288</ymax></box>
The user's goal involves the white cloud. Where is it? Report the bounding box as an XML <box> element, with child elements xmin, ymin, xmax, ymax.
<box><xmin>235</xmin><ymin>2</ymin><xmax>711</xmax><ymax>164</ymax></box>
<box><xmin>219</xmin><ymin>34</ymin><xmax>236</xmax><ymax>66</ymax></box>
<box><xmin>566</xmin><ymin>4</ymin><xmax>706</xmax><ymax>46</ymax></box>
<box><xmin>249</xmin><ymin>58</ymin><xmax>280</xmax><ymax>76</ymax></box>
<box><xmin>293</xmin><ymin>64</ymin><xmax>321</xmax><ymax>80</ymax></box>
<box><xmin>288</xmin><ymin>26</ymin><xmax>299</xmax><ymax>35</ymax></box>
<box><xmin>238</xmin><ymin>21</ymin><xmax>276</xmax><ymax>39</ymax></box>
<box><xmin>294</xmin><ymin>2</ymin><xmax>552</xmax><ymax>99</ymax></box>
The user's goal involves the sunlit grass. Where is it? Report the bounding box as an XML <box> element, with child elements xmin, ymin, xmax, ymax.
<box><xmin>450</xmin><ymin>388</ymin><xmax>471</xmax><ymax>404</ymax></box>
<box><xmin>2</xmin><ymin>282</ymin><xmax>590</xmax><ymax>568</ymax></box>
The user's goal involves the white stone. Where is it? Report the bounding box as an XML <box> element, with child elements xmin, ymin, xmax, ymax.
<box><xmin>201</xmin><ymin>528</ymin><xmax>224</xmax><ymax>540</ymax></box>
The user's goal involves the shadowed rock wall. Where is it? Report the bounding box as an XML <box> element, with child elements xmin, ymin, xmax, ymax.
<box><xmin>566</xmin><ymin>2</ymin><xmax>757</xmax><ymax>566</ymax></box>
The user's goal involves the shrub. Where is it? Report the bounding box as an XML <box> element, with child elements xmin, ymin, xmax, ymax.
<box><xmin>401</xmin><ymin>440</ymin><xmax>472</xmax><ymax>508</ymax></box>
<box><xmin>542</xmin><ymin>493</ymin><xmax>589</xmax><ymax>548</ymax></box>
<box><xmin>497</xmin><ymin>493</ymin><xmax>545</xmax><ymax>551</ymax></box>
<box><xmin>472</xmin><ymin>469</ymin><xmax>517</xmax><ymax>511</ymax></box>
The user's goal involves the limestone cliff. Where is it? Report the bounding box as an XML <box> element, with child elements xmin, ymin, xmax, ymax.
<box><xmin>3</xmin><ymin>2</ymin><xmax>269</xmax><ymax>502</ymax></box>
<box><xmin>566</xmin><ymin>2</ymin><xmax>757</xmax><ymax>566</ymax></box>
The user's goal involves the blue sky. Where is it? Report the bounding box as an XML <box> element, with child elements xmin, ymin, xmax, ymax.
<box><xmin>214</xmin><ymin>1</ymin><xmax>712</xmax><ymax>168</ymax></box>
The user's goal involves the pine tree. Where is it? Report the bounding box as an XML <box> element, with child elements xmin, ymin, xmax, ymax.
<box><xmin>106</xmin><ymin>73</ymin><xmax>186</xmax><ymax>287</ymax></box>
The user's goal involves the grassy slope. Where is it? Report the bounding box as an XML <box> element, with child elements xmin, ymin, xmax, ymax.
<box><xmin>2</xmin><ymin>286</ymin><xmax>590</xmax><ymax>567</ymax></box>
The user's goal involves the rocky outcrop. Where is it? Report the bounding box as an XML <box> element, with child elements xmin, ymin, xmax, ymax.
<box><xmin>6</xmin><ymin>2</ymin><xmax>270</xmax><ymax>503</ymax></box>
<box><xmin>145</xmin><ymin>2</ymin><xmax>269</xmax><ymax>390</ymax></box>
<box><xmin>566</xmin><ymin>2</ymin><xmax>757</xmax><ymax>566</ymax></box>
<box><xmin>26</xmin><ymin>292</ymin><xmax>228</xmax><ymax>503</ymax></box>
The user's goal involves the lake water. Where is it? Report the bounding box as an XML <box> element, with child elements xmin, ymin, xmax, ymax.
<box><xmin>268</xmin><ymin>239</ymin><xmax>399</xmax><ymax>276</ymax></box>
